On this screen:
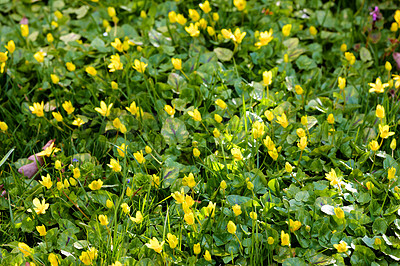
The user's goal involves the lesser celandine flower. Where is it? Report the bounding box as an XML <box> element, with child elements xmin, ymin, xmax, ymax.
<box><xmin>204</xmin><ymin>250</ymin><xmax>212</xmax><ymax>261</ymax></box>
<box><xmin>289</xmin><ymin>219</ymin><xmax>301</xmax><ymax>232</ymax></box>
<box><xmin>344</xmin><ymin>52</ymin><xmax>356</xmax><ymax>65</ymax></box>
<box><xmin>334</xmin><ymin>241</ymin><xmax>348</xmax><ymax>253</ymax></box>
<box><xmin>232</xmin><ymin>28</ymin><xmax>246</xmax><ymax>43</ymax></box>
<box><xmin>220</xmin><ymin>180</ymin><xmax>227</xmax><ymax>190</ymax></box>
<box><xmin>183</xmin><ymin>173</ymin><xmax>196</xmax><ymax>188</ymax></box>
<box><xmin>171</xmin><ymin>188</ymin><xmax>185</xmax><ymax>204</ymax></box>
<box><xmin>263</xmin><ymin>71</ymin><xmax>272</xmax><ymax>86</ymax></box>
<box><xmin>233</xmin><ymin>0</ymin><xmax>246</xmax><ymax>11</ymax></box>
<box><xmin>85</xmin><ymin>66</ymin><xmax>97</xmax><ymax>76</ymax></box>
<box><xmin>95</xmin><ymin>101</ymin><xmax>113</xmax><ymax>117</ymax></box>
<box><xmin>282</xmin><ymin>24</ymin><xmax>292</xmax><ymax>36</ymax></box>
<box><xmin>48</xmin><ymin>253</ymin><xmax>59</xmax><ymax>266</ymax></box>
<box><xmin>295</xmin><ymin>85</ymin><xmax>303</xmax><ymax>95</ymax></box>
<box><xmin>214</xmin><ymin>114</ymin><xmax>222</xmax><ymax>123</ymax></box>
<box><xmin>167</xmin><ymin>233</ymin><xmax>178</xmax><ymax>249</ymax></box>
<box><xmin>250</xmin><ymin>211</ymin><xmax>257</xmax><ymax>220</ymax></box>
<box><xmin>88</xmin><ymin>179</ymin><xmax>103</xmax><ymax>190</ymax></box>
<box><xmin>113</xmin><ymin>118</ymin><xmax>127</xmax><ymax>133</ymax></box>
<box><xmin>264</xmin><ymin>110</ymin><xmax>274</xmax><ymax>121</ymax></box>
<box><xmin>62</xmin><ymin>101</ymin><xmax>75</xmax><ymax>115</ymax></box>
<box><xmin>72</xmin><ymin>118</ymin><xmax>85</xmax><ymax>127</ymax></box>
<box><xmin>385</xmin><ymin>61</ymin><xmax>392</xmax><ymax>72</ymax></box>
<box><xmin>176</xmin><ymin>14</ymin><xmax>187</xmax><ymax>25</ymax></box>
<box><xmin>232</xmin><ymin>204</ymin><xmax>242</xmax><ymax>216</ymax></box>
<box><xmin>132</xmin><ymin>59</ymin><xmax>147</xmax><ymax>73</ymax></box>
<box><xmin>171</xmin><ymin>58</ymin><xmax>182</xmax><ymax>70</ymax></box>
<box><xmin>213</xmin><ymin>128</ymin><xmax>220</xmax><ymax>138</ymax></box>
<box><xmin>188</xmin><ymin>9</ymin><xmax>200</xmax><ymax>21</ymax></box>
<box><xmin>0</xmin><ymin>51</ymin><xmax>7</xmax><ymax>63</ymax></box>
<box><xmin>21</xmin><ymin>24</ymin><xmax>29</xmax><ymax>37</ymax></box>
<box><xmin>227</xmin><ymin>220</ymin><xmax>236</xmax><ymax>234</ymax></box>
<box><xmin>188</xmin><ymin>109</ymin><xmax>202</xmax><ymax>121</ymax></box>
<box><xmin>164</xmin><ymin>105</ymin><xmax>175</xmax><ymax>116</ymax></box>
<box><xmin>18</xmin><ymin>242</ymin><xmax>32</xmax><ymax>257</ymax></box>
<box><xmin>296</xmin><ymin>128</ymin><xmax>306</xmax><ymax>138</ymax></box>
<box><xmin>120</xmin><ymin>203</ymin><xmax>130</xmax><ymax>214</ymax></box>
<box><xmin>185</xmin><ymin>23</ymin><xmax>200</xmax><ymax>37</ymax></box>
<box><xmin>379</xmin><ymin>124</ymin><xmax>395</xmax><ymax>139</ymax></box>
<box><xmin>395</xmin><ymin>10</ymin><xmax>400</xmax><ymax>25</ymax></box>
<box><xmin>281</xmin><ymin>231</ymin><xmax>290</xmax><ymax>246</ymax></box>
<box><xmin>298</xmin><ymin>136</ymin><xmax>307</xmax><ymax>150</ymax></box>
<box><xmin>52</xmin><ymin>111</ymin><xmax>63</xmax><ymax>122</ymax></box>
<box><xmin>252</xmin><ymin>121</ymin><xmax>265</xmax><ymax>139</ymax></box>
<box><xmin>325</xmin><ymin>168</ymin><xmax>339</xmax><ymax>186</ymax></box>
<box><xmin>369</xmin><ymin>140</ymin><xmax>380</xmax><ymax>151</ymax></box>
<box><xmin>340</xmin><ymin>43</ymin><xmax>347</xmax><ymax>52</ymax></box>
<box><xmin>168</xmin><ymin>11</ymin><xmax>177</xmax><ymax>23</ymax></box>
<box><xmin>106</xmin><ymin>199</ymin><xmax>114</xmax><ymax>209</ymax></box>
<box><xmin>33</xmin><ymin>198</ymin><xmax>49</xmax><ymax>215</ymax></box>
<box><xmin>231</xmin><ymin>148</ymin><xmax>243</xmax><ymax>161</ymax></box>
<box><xmin>268</xmin><ymin>237</ymin><xmax>274</xmax><ymax>245</ymax></box>
<box><xmin>47</xmin><ymin>33</ymin><xmax>54</xmax><ymax>43</ymax></box>
<box><xmin>309</xmin><ymin>26</ymin><xmax>317</xmax><ymax>35</ymax></box>
<box><xmin>39</xmin><ymin>174</ymin><xmax>53</xmax><ymax>189</ymax></box>
<box><xmin>108</xmin><ymin>54</ymin><xmax>123</xmax><ymax>72</ymax></box>
<box><xmin>34</xmin><ymin>51</ymin><xmax>46</xmax><ymax>63</ymax></box>
<box><xmin>391</xmin><ymin>138</ymin><xmax>397</xmax><ymax>150</ymax></box>
<box><xmin>98</xmin><ymin>214</ymin><xmax>109</xmax><ymax>226</ymax></box>
<box><xmin>131</xmin><ymin>211</ymin><xmax>144</xmax><ymax>223</ymax></box>
<box><xmin>391</xmin><ymin>22</ymin><xmax>398</xmax><ymax>32</ymax></box>
<box><xmin>285</xmin><ymin>162</ymin><xmax>293</xmax><ymax>173</ymax></box>
<box><xmin>215</xmin><ymin>99</ymin><xmax>227</xmax><ymax>109</ymax></box>
<box><xmin>5</xmin><ymin>40</ymin><xmax>15</xmax><ymax>53</ymax></box>
<box><xmin>72</xmin><ymin>168</ymin><xmax>80</xmax><ymax>179</ymax></box>
<box><xmin>276</xmin><ymin>113</ymin><xmax>289</xmax><ymax>128</ymax></box>
<box><xmin>388</xmin><ymin>167</ymin><xmax>396</xmax><ymax>180</ymax></box>
<box><xmin>193</xmin><ymin>243</ymin><xmax>201</xmax><ymax>255</ymax></box>
<box><xmin>107</xmin><ymin>158</ymin><xmax>121</xmax><ymax>172</ymax></box>
<box><xmin>111</xmin><ymin>38</ymin><xmax>123</xmax><ymax>52</ymax></box>
<box><xmin>376</xmin><ymin>105</ymin><xmax>385</xmax><ymax>118</ymax></box>
<box><xmin>369</xmin><ymin>77</ymin><xmax>389</xmax><ymax>93</ymax></box>
<box><xmin>36</xmin><ymin>224</ymin><xmax>47</xmax><ymax>236</ymax></box>
<box><xmin>193</xmin><ymin>148</ymin><xmax>200</xmax><ymax>157</ymax></box>
<box><xmin>301</xmin><ymin>115</ymin><xmax>308</xmax><ymax>126</ymax></box>
<box><xmin>29</xmin><ymin>102</ymin><xmax>44</xmax><ymax>117</ymax></box>
<box><xmin>0</xmin><ymin>121</ymin><xmax>7</xmax><ymax>132</ymax></box>
<box><xmin>334</xmin><ymin>207</ymin><xmax>345</xmax><ymax>219</ymax></box>
<box><xmin>145</xmin><ymin>238</ymin><xmax>164</xmax><ymax>254</ymax></box>
<box><xmin>327</xmin><ymin>114</ymin><xmax>335</xmax><ymax>124</ymax></box>
<box><xmin>366</xmin><ymin>181</ymin><xmax>374</xmax><ymax>190</ymax></box>
<box><xmin>133</xmin><ymin>150</ymin><xmax>145</xmax><ymax>164</ymax></box>
<box><xmin>338</xmin><ymin>77</ymin><xmax>346</xmax><ymax>90</ymax></box>
<box><xmin>184</xmin><ymin>211</ymin><xmax>195</xmax><ymax>225</ymax></box>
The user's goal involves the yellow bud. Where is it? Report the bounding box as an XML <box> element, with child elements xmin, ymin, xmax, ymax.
<box><xmin>340</xmin><ymin>43</ymin><xmax>347</xmax><ymax>52</ymax></box>
<box><xmin>391</xmin><ymin>138</ymin><xmax>396</xmax><ymax>150</ymax></box>
<box><xmin>107</xmin><ymin>7</ymin><xmax>116</xmax><ymax>17</ymax></box>
<box><xmin>145</xmin><ymin>145</ymin><xmax>152</xmax><ymax>154</ymax></box>
<box><xmin>284</xmin><ymin>53</ymin><xmax>289</xmax><ymax>63</ymax></box>
<box><xmin>385</xmin><ymin>61</ymin><xmax>392</xmax><ymax>72</ymax></box>
<box><xmin>309</xmin><ymin>26</ymin><xmax>317</xmax><ymax>36</ymax></box>
<box><xmin>47</xmin><ymin>33</ymin><xmax>54</xmax><ymax>43</ymax></box>
<box><xmin>220</xmin><ymin>180</ymin><xmax>227</xmax><ymax>190</ymax></box>
<box><xmin>193</xmin><ymin>148</ymin><xmax>200</xmax><ymax>157</ymax></box>
<box><xmin>295</xmin><ymin>85</ymin><xmax>303</xmax><ymax>95</ymax></box>
<box><xmin>391</xmin><ymin>22</ymin><xmax>398</xmax><ymax>32</ymax></box>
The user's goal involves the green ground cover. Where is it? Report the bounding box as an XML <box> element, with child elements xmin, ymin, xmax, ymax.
<box><xmin>1</xmin><ymin>0</ymin><xmax>400</xmax><ymax>265</ymax></box>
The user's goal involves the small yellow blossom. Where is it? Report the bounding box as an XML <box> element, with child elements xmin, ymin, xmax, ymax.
<box><xmin>47</xmin><ymin>33</ymin><xmax>54</xmax><ymax>43</ymax></box>
<box><xmin>255</xmin><ymin>29</ymin><xmax>274</xmax><ymax>47</ymax></box>
<box><xmin>344</xmin><ymin>52</ymin><xmax>356</xmax><ymax>65</ymax></box>
<box><xmin>366</xmin><ymin>181</ymin><xmax>374</xmax><ymax>190</ymax></box>
<box><xmin>204</xmin><ymin>250</ymin><xmax>212</xmax><ymax>261</ymax></box>
<box><xmin>281</xmin><ymin>231</ymin><xmax>290</xmax><ymax>246</ymax></box>
<box><xmin>134</xmin><ymin>150</ymin><xmax>146</xmax><ymax>164</ymax></box>
<box><xmin>262</xmin><ymin>70</ymin><xmax>272</xmax><ymax>86</ymax></box>
<box><xmin>268</xmin><ymin>237</ymin><xmax>274</xmax><ymax>245</ymax></box>
<box><xmin>391</xmin><ymin>22</ymin><xmax>398</xmax><ymax>32</ymax></box>
<box><xmin>130</xmin><ymin>211</ymin><xmax>144</xmax><ymax>224</ymax></box>
<box><xmin>95</xmin><ymin>101</ymin><xmax>113</xmax><ymax>117</ymax></box>
<box><xmin>285</xmin><ymin>162</ymin><xmax>293</xmax><ymax>173</ymax></box>
<box><xmin>188</xmin><ymin>9</ymin><xmax>200</xmax><ymax>21</ymax></box>
<box><xmin>36</xmin><ymin>224</ymin><xmax>47</xmax><ymax>236</ymax></box>
<box><xmin>250</xmin><ymin>211</ymin><xmax>257</xmax><ymax>220</ymax></box>
<box><xmin>113</xmin><ymin>118</ymin><xmax>127</xmax><ymax>134</ymax></box>
<box><xmin>297</xmin><ymin>128</ymin><xmax>306</xmax><ymax>138</ymax></box>
<box><xmin>333</xmin><ymin>241</ymin><xmax>348</xmax><ymax>253</ymax></box>
<box><xmin>193</xmin><ymin>243</ymin><xmax>201</xmax><ymax>255</ymax></box>
<box><xmin>193</xmin><ymin>148</ymin><xmax>200</xmax><ymax>157</ymax></box>
<box><xmin>171</xmin><ymin>188</ymin><xmax>185</xmax><ymax>204</ymax></box>
<box><xmin>98</xmin><ymin>214</ymin><xmax>109</xmax><ymax>226</ymax></box>
<box><xmin>66</xmin><ymin>62</ymin><xmax>76</xmax><ymax>72</ymax></box>
<box><xmin>232</xmin><ymin>204</ymin><xmax>242</xmax><ymax>216</ymax></box>
<box><xmin>369</xmin><ymin>140</ymin><xmax>380</xmax><ymax>151</ymax></box>
<box><xmin>50</xmin><ymin>74</ymin><xmax>59</xmax><ymax>84</ymax></box>
<box><xmin>388</xmin><ymin>167</ymin><xmax>396</xmax><ymax>180</ymax></box>
<box><xmin>176</xmin><ymin>14</ymin><xmax>187</xmax><ymax>25</ymax></box>
<box><xmin>369</xmin><ymin>77</ymin><xmax>389</xmax><ymax>93</ymax></box>
<box><xmin>167</xmin><ymin>233</ymin><xmax>178</xmax><ymax>249</ymax></box>
<box><xmin>171</xmin><ymin>58</ymin><xmax>182</xmax><ymax>70</ymax></box>
<box><xmin>265</xmin><ymin>110</ymin><xmax>274</xmax><ymax>121</ymax></box>
<box><xmin>199</xmin><ymin>1</ymin><xmax>211</xmax><ymax>13</ymax></box>
<box><xmin>220</xmin><ymin>180</ymin><xmax>227</xmax><ymax>190</ymax></box>
<box><xmin>340</xmin><ymin>43</ymin><xmax>347</xmax><ymax>52</ymax></box>
<box><xmin>185</xmin><ymin>23</ymin><xmax>200</xmax><ymax>37</ymax></box>
<box><xmin>289</xmin><ymin>219</ymin><xmax>301</xmax><ymax>232</ymax></box>
<box><xmin>164</xmin><ymin>104</ymin><xmax>175</xmax><ymax>116</ymax></box>
<box><xmin>0</xmin><ymin>121</ymin><xmax>7</xmax><ymax>132</ymax></box>
<box><xmin>379</xmin><ymin>124</ymin><xmax>395</xmax><ymax>139</ymax></box>
<box><xmin>188</xmin><ymin>109</ymin><xmax>202</xmax><ymax>121</ymax></box>
<box><xmin>108</xmin><ymin>53</ymin><xmax>123</xmax><ymax>72</ymax></box>
<box><xmin>111</xmin><ymin>38</ymin><xmax>123</xmax><ymax>52</ymax></box>
<box><xmin>282</xmin><ymin>24</ymin><xmax>292</xmax><ymax>37</ymax></box>
<box><xmin>276</xmin><ymin>113</ymin><xmax>289</xmax><ymax>128</ymax></box>
<box><xmin>214</xmin><ymin>114</ymin><xmax>222</xmax><ymax>123</ymax></box>
<box><xmin>48</xmin><ymin>253</ymin><xmax>59</xmax><ymax>266</ymax></box>
<box><xmin>233</xmin><ymin>0</ymin><xmax>246</xmax><ymax>11</ymax></box>
<box><xmin>5</xmin><ymin>40</ymin><xmax>15</xmax><ymax>53</ymax></box>
<box><xmin>309</xmin><ymin>26</ymin><xmax>318</xmax><ymax>35</ymax></box>
<box><xmin>184</xmin><ymin>211</ymin><xmax>195</xmax><ymax>225</ymax></box>
<box><xmin>107</xmin><ymin>158</ymin><xmax>121</xmax><ymax>172</ymax></box>
<box><xmin>295</xmin><ymin>85</ymin><xmax>303</xmax><ymax>95</ymax></box>
<box><xmin>21</xmin><ymin>24</ymin><xmax>29</xmax><ymax>37</ymax></box>
<box><xmin>338</xmin><ymin>77</ymin><xmax>346</xmax><ymax>90</ymax></box>
<box><xmin>33</xmin><ymin>198</ymin><xmax>49</xmax><ymax>215</ymax></box>
<box><xmin>327</xmin><ymin>114</ymin><xmax>335</xmax><ymax>124</ymax></box>
<box><xmin>85</xmin><ymin>66</ymin><xmax>97</xmax><ymax>76</ymax></box>
<box><xmin>39</xmin><ymin>174</ymin><xmax>53</xmax><ymax>189</ymax></box>
<box><xmin>231</xmin><ymin>147</ymin><xmax>243</xmax><ymax>161</ymax></box>
<box><xmin>325</xmin><ymin>168</ymin><xmax>339</xmax><ymax>186</ymax></box>
<box><xmin>252</xmin><ymin>121</ymin><xmax>265</xmax><ymax>139</ymax></box>
<box><xmin>132</xmin><ymin>59</ymin><xmax>147</xmax><ymax>73</ymax></box>
<box><xmin>72</xmin><ymin>118</ymin><xmax>85</xmax><ymax>127</ymax></box>
<box><xmin>215</xmin><ymin>99</ymin><xmax>227</xmax><ymax>109</ymax></box>
<box><xmin>106</xmin><ymin>199</ymin><xmax>114</xmax><ymax>209</ymax></box>
<box><xmin>334</xmin><ymin>207</ymin><xmax>345</xmax><ymax>219</ymax></box>
<box><xmin>62</xmin><ymin>101</ymin><xmax>75</xmax><ymax>115</ymax></box>
<box><xmin>18</xmin><ymin>242</ymin><xmax>32</xmax><ymax>257</ymax></box>
<box><xmin>297</xmin><ymin>136</ymin><xmax>307</xmax><ymax>150</ymax></box>
<box><xmin>88</xmin><ymin>179</ymin><xmax>103</xmax><ymax>190</ymax></box>
<box><xmin>52</xmin><ymin>112</ymin><xmax>63</xmax><ymax>122</ymax></box>
<box><xmin>207</xmin><ymin>26</ymin><xmax>215</xmax><ymax>36</ymax></box>
<box><xmin>227</xmin><ymin>220</ymin><xmax>236</xmax><ymax>234</ymax></box>
<box><xmin>385</xmin><ymin>61</ymin><xmax>392</xmax><ymax>72</ymax></box>
<box><xmin>29</xmin><ymin>102</ymin><xmax>45</xmax><ymax>117</ymax></box>
<box><xmin>376</xmin><ymin>105</ymin><xmax>385</xmax><ymax>119</ymax></box>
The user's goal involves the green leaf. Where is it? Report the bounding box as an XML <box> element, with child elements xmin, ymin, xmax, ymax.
<box><xmin>283</xmin><ymin>257</ymin><xmax>308</xmax><ymax>266</ymax></box>
<box><xmin>214</xmin><ymin>47</ymin><xmax>233</xmax><ymax>62</ymax></box>
<box><xmin>0</xmin><ymin>147</ymin><xmax>14</xmax><ymax>168</ymax></box>
<box><xmin>296</xmin><ymin>55</ymin><xmax>317</xmax><ymax>70</ymax></box>
<box><xmin>161</xmin><ymin>117</ymin><xmax>189</xmax><ymax>146</ymax></box>
<box><xmin>372</xmin><ymin>218</ymin><xmax>387</xmax><ymax>235</ymax></box>
<box><xmin>360</xmin><ymin>47</ymin><xmax>372</xmax><ymax>62</ymax></box>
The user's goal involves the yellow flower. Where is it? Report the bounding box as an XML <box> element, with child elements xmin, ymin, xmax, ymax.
<box><xmin>265</xmin><ymin>110</ymin><xmax>274</xmax><ymax>121</ymax></box>
<box><xmin>65</xmin><ymin>62</ymin><xmax>76</xmax><ymax>72</ymax></box>
<box><xmin>193</xmin><ymin>148</ymin><xmax>200</xmax><ymax>157</ymax></box>
<box><xmin>117</xmin><ymin>143</ymin><xmax>127</xmax><ymax>157</ymax></box>
<box><xmin>0</xmin><ymin>52</ymin><xmax>8</xmax><ymax>63</ymax></box>
<box><xmin>213</xmin><ymin>12</ymin><xmax>219</xmax><ymax>21</ymax></box>
<box><xmin>47</xmin><ymin>33</ymin><xmax>54</xmax><ymax>43</ymax></box>
<box><xmin>184</xmin><ymin>211</ymin><xmax>195</xmax><ymax>225</ymax></box>
<box><xmin>327</xmin><ymin>114</ymin><xmax>335</xmax><ymax>124</ymax></box>
<box><xmin>285</xmin><ymin>162</ymin><xmax>293</xmax><ymax>173</ymax></box>
<box><xmin>167</xmin><ymin>233</ymin><xmax>178</xmax><ymax>249</ymax></box>
<box><xmin>126</xmin><ymin>186</ymin><xmax>133</xmax><ymax>197</ymax></box>
<box><xmin>36</xmin><ymin>224</ymin><xmax>47</xmax><ymax>236</ymax></box>
<box><xmin>250</xmin><ymin>211</ymin><xmax>257</xmax><ymax>220</ymax></box>
<box><xmin>145</xmin><ymin>238</ymin><xmax>164</xmax><ymax>254</ymax></box>
<box><xmin>88</xmin><ymin>179</ymin><xmax>103</xmax><ymax>190</ymax></box>
<box><xmin>227</xmin><ymin>220</ymin><xmax>236</xmax><ymax>234</ymax></box>
<box><xmin>233</xmin><ymin>28</ymin><xmax>246</xmax><ymax>43</ymax></box>
<box><xmin>366</xmin><ymin>181</ymin><xmax>374</xmax><ymax>190</ymax></box>
<box><xmin>369</xmin><ymin>77</ymin><xmax>389</xmax><ymax>93</ymax></box>
<box><xmin>268</xmin><ymin>237</ymin><xmax>274</xmax><ymax>245</ymax></box>
<box><xmin>176</xmin><ymin>14</ymin><xmax>187</xmax><ymax>25</ymax></box>
<box><xmin>220</xmin><ymin>180</ymin><xmax>227</xmax><ymax>190</ymax></box>
<box><xmin>168</xmin><ymin>11</ymin><xmax>177</xmax><ymax>23</ymax></box>
<box><xmin>221</xmin><ymin>28</ymin><xmax>234</xmax><ymax>40</ymax></box>
<box><xmin>85</xmin><ymin>66</ymin><xmax>97</xmax><ymax>76</ymax></box>
<box><xmin>252</xmin><ymin>121</ymin><xmax>265</xmax><ymax>139</ymax></box>
<box><xmin>134</xmin><ymin>150</ymin><xmax>146</xmax><ymax>164</ymax></box>
<box><xmin>282</xmin><ymin>24</ymin><xmax>292</xmax><ymax>37</ymax></box>
<box><xmin>199</xmin><ymin>1</ymin><xmax>211</xmax><ymax>13</ymax></box>
<box><xmin>386</xmin><ymin>61</ymin><xmax>392</xmax><ymax>72</ymax></box>
<box><xmin>107</xmin><ymin>158</ymin><xmax>121</xmax><ymax>172</ymax></box>
<box><xmin>188</xmin><ymin>9</ymin><xmax>200</xmax><ymax>21</ymax></box>
<box><xmin>132</xmin><ymin>59</ymin><xmax>148</xmax><ymax>73</ymax></box>
<box><xmin>301</xmin><ymin>115</ymin><xmax>308</xmax><ymax>126</ymax></box>
<box><xmin>379</xmin><ymin>124</ymin><xmax>395</xmax><ymax>139</ymax></box>
<box><xmin>107</xmin><ymin>7</ymin><xmax>116</xmax><ymax>17</ymax></box>
<box><xmin>374</xmin><ymin>238</ymin><xmax>382</xmax><ymax>246</ymax></box>
<box><xmin>309</xmin><ymin>26</ymin><xmax>318</xmax><ymax>35</ymax></box>
<box><xmin>276</xmin><ymin>113</ymin><xmax>289</xmax><ymax>128</ymax></box>
<box><xmin>185</xmin><ymin>23</ymin><xmax>200</xmax><ymax>37</ymax></box>
<box><xmin>207</xmin><ymin>26</ymin><xmax>215</xmax><ymax>36</ymax></box>
<box><xmin>376</xmin><ymin>105</ymin><xmax>385</xmax><ymax>119</ymax></box>
<box><xmin>215</xmin><ymin>99</ymin><xmax>227</xmax><ymax>109</ymax></box>
<box><xmin>369</xmin><ymin>140</ymin><xmax>380</xmax><ymax>151</ymax></box>
<box><xmin>69</xmin><ymin>177</ymin><xmax>77</xmax><ymax>186</ymax></box>
<box><xmin>33</xmin><ymin>198</ymin><xmax>49</xmax><ymax>215</ymax></box>
<box><xmin>333</xmin><ymin>241</ymin><xmax>348</xmax><ymax>253</ymax></box>
<box><xmin>111</xmin><ymin>81</ymin><xmax>118</xmax><ymax>90</ymax></box>
<box><xmin>54</xmin><ymin>10</ymin><xmax>63</xmax><ymax>19</ymax></box>
<box><xmin>126</xmin><ymin>101</ymin><xmax>139</xmax><ymax>115</ymax></box>
<box><xmin>39</xmin><ymin>174</ymin><xmax>53</xmax><ymax>189</ymax></box>
<box><xmin>18</xmin><ymin>242</ymin><xmax>32</xmax><ymax>257</ymax></box>
<box><xmin>255</xmin><ymin>29</ymin><xmax>274</xmax><ymax>47</ymax></box>
<box><xmin>297</xmin><ymin>136</ymin><xmax>307</xmax><ymax>150</ymax></box>
<box><xmin>121</xmin><ymin>203</ymin><xmax>130</xmax><ymax>214</ymax></box>
<box><xmin>108</xmin><ymin>53</ymin><xmax>123</xmax><ymax>72</ymax></box>
<box><xmin>106</xmin><ymin>199</ymin><xmax>114</xmax><ymax>209</ymax></box>
<box><xmin>113</xmin><ymin>118</ymin><xmax>127</xmax><ymax>134</ymax></box>
<box><xmin>214</xmin><ymin>114</ymin><xmax>222</xmax><ymax>123</ymax></box>
<box><xmin>231</xmin><ymin>147</ymin><xmax>243</xmax><ymax>161</ymax></box>
<box><xmin>164</xmin><ymin>104</ymin><xmax>175</xmax><ymax>116</ymax></box>
<box><xmin>289</xmin><ymin>219</ymin><xmax>301</xmax><ymax>232</ymax></box>
<box><xmin>73</xmin><ymin>168</ymin><xmax>80</xmax><ymax>178</ymax></box>
<box><xmin>111</xmin><ymin>38</ymin><xmax>123</xmax><ymax>52</ymax></box>
<box><xmin>130</xmin><ymin>211</ymin><xmax>144</xmax><ymax>224</ymax></box>
<box><xmin>72</xmin><ymin>118</ymin><xmax>85</xmax><ymax>127</ymax></box>
<box><xmin>52</xmin><ymin>111</ymin><xmax>63</xmax><ymax>122</ymax></box>
<box><xmin>296</xmin><ymin>128</ymin><xmax>306</xmax><ymax>138</ymax></box>
<box><xmin>151</xmin><ymin>174</ymin><xmax>160</xmax><ymax>187</ymax></box>
<box><xmin>213</xmin><ymin>128</ymin><xmax>220</xmax><ymax>138</ymax></box>
<box><xmin>34</xmin><ymin>51</ymin><xmax>45</xmax><ymax>63</ymax></box>
<box><xmin>395</xmin><ymin>10</ymin><xmax>400</xmax><ymax>25</ymax></box>
<box><xmin>193</xmin><ymin>243</ymin><xmax>201</xmax><ymax>255</ymax></box>
<box><xmin>0</xmin><ymin>121</ymin><xmax>8</xmax><ymax>132</ymax></box>
<box><xmin>171</xmin><ymin>188</ymin><xmax>185</xmax><ymax>204</ymax></box>
<box><xmin>29</xmin><ymin>102</ymin><xmax>45</xmax><ymax>117</ymax></box>
<box><xmin>391</xmin><ymin>22</ymin><xmax>398</xmax><ymax>32</ymax></box>
<box><xmin>334</xmin><ymin>207</ymin><xmax>344</xmax><ymax>219</ymax></box>
<box><xmin>171</xmin><ymin>58</ymin><xmax>182</xmax><ymax>70</ymax></box>
<box><xmin>340</xmin><ymin>43</ymin><xmax>347</xmax><ymax>52</ymax></box>
<box><xmin>183</xmin><ymin>173</ymin><xmax>196</xmax><ymax>188</ymax></box>
<box><xmin>204</xmin><ymin>250</ymin><xmax>212</xmax><ymax>261</ymax></box>
<box><xmin>48</xmin><ymin>253</ymin><xmax>59</xmax><ymax>266</ymax></box>
<box><xmin>391</xmin><ymin>138</ymin><xmax>397</xmax><ymax>150</ymax></box>
<box><xmin>79</xmin><ymin>251</ymin><xmax>93</xmax><ymax>265</ymax></box>
<box><xmin>95</xmin><ymin>101</ymin><xmax>113</xmax><ymax>117</ymax></box>
<box><xmin>98</xmin><ymin>214</ymin><xmax>109</xmax><ymax>226</ymax></box>
<box><xmin>325</xmin><ymin>168</ymin><xmax>339</xmax><ymax>186</ymax></box>
<box><xmin>233</xmin><ymin>0</ymin><xmax>246</xmax><ymax>11</ymax></box>
<box><xmin>50</xmin><ymin>74</ymin><xmax>59</xmax><ymax>84</ymax></box>
<box><xmin>388</xmin><ymin>167</ymin><xmax>396</xmax><ymax>180</ymax></box>
<box><xmin>21</xmin><ymin>24</ymin><xmax>29</xmax><ymax>37</ymax></box>
<box><xmin>281</xmin><ymin>231</ymin><xmax>290</xmax><ymax>246</ymax></box>
<box><xmin>263</xmin><ymin>136</ymin><xmax>276</xmax><ymax>151</ymax></box>
<box><xmin>188</xmin><ymin>109</ymin><xmax>202</xmax><ymax>121</ymax></box>
<box><xmin>232</xmin><ymin>204</ymin><xmax>242</xmax><ymax>216</ymax></box>
<box><xmin>295</xmin><ymin>85</ymin><xmax>303</xmax><ymax>95</ymax></box>
<box><xmin>345</xmin><ymin>52</ymin><xmax>356</xmax><ymax>65</ymax></box>
<box><xmin>36</xmin><ymin>142</ymin><xmax>60</xmax><ymax>157</ymax></box>
<box><xmin>5</xmin><ymin>40</ymin><xmax>15</xmax><ymax>53</ymax></box>
<box><xmin>338</xmin><ymin>77</ymin><xmax>346</xmax><ymax>90</ymax></box>
<box><xmin>284</xmin><ymin>53</ymin><xmax>289</xmax><ymax>63</ymax></box>
<box><xmin>62</xmin><ymin>101</ymin><xmax>75</xmax><ymax>115</ymax></box>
